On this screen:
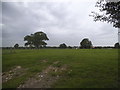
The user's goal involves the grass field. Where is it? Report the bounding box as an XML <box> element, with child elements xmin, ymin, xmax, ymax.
<box><xmin>2</xmin><ymin>49</ymin><xmax>118</xmax><ymax>88</ymax></box>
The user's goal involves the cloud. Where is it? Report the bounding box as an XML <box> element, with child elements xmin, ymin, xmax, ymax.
<box><xmin>2</xmin><ymin>1</ymin><xmax>118</xmax><ymax>47</ymax></box>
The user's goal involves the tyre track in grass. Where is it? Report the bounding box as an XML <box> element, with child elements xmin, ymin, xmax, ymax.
<box><xmin>18</xmin><ymin>61</ymin><xmax>67</xmax><ymax>88</ymax></box>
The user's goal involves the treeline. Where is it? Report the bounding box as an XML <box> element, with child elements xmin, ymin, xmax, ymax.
<box><xmin>2</xmin><ymin>31</ymin><xmax>120</xmax><ymax>49</ymax></box>
<box><xmin>2</xmin><ymin>46</ymin><xmax>118</xmax><ymax>49</ymax></box>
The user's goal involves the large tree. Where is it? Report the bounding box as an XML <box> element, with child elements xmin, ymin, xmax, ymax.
<box><xmin>14</xmin><ymin>43</ymin><xmax>19</xmax><ymax>49</ymax></box>
<box><xmin>90</xmin><ymin>0</ymin><xmax>120</xmax><ymax>28</ymax></box>
<box><xmin>114</xmin><ymin>42</ymin><xmax>120</xmax><ymax>48</ymax></box>
<box><xmin>24</xmin><ymin>31</ymin><xmax>49</xmax><ymax>48</ymax></box>
<box><xmin>80</xmin><ymin>38</ymin><xmax>93</xmax><ymax>49</ymax></box>
<box><xmin>90</xmin><ymin>0</ymin><xmax>120</xmax><ymax>44</ymax></box>
<box><xmin>59</xmin><ymin>43</ymin><xmax>67</xmax><ymax>48</ymax></box>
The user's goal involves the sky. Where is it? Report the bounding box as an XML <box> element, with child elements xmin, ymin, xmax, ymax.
<box><xmin>1</xmin><ymin>0</ymin><xmax>119</xmax><ymax>47</ymax></box>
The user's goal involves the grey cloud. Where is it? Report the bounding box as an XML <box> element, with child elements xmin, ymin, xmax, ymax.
<box><xmin>2</xmin><ymin>1</ymin><xmax>118</xmax><ymax>47</ymax></box>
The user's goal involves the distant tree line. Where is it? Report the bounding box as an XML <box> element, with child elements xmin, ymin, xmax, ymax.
<box><xmin>2</xmin><ymin>31</ymin><xmax>120</xmax><ymax>49</ymax></box>
<box><xmin>2</xmin><ymin>46</ymin><xmax>118</xmax><ymax>49</ymax></box>
<box><xmin>3</xmin><ymin>42</ymin><xmax>119</xmax><ymax>50</ymax></box>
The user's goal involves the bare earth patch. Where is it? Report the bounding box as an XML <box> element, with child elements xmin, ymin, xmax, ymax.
<box><xmin>2</xmin><ymin>66</ymin><xmax>27</xmax><ymax>83</ymax></box>
<box><xmin>18</xmin><ymin>61</ymin><xmax>67</xmax><ymax>88</ymax></box>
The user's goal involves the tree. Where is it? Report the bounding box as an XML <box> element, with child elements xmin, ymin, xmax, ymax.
<box><xmin>24</xmin><ymin>31</ymin><xmax>49</xmax><ymax>48</ymax></box>
<box><xmin>24</xmin><ymin>35</ymin><xmax>33</xmax><ymax>47</ymax></box>
<box><xmin>59</xmin><ymin>43</ymin><xmax>67</xmax><ymax>48</ymax></box>
<box><xmin>90</xmin><ymin>0</ymin><xmax>120</xmax><ymax>28</ymax></box>
<box><xmin>90</xmin><ymin>0</ymin><xmax>120</xmax><ymax>44</ymax></box>
<box><xmin>114</xmin><ymin>42</ymin><xmax>120</xmax><ymax>48</ymax></box>
<box><xmin>80</xmin><ymin>38</ymin><xmax>93</xmax><ymax>49</ymax></box>
<box><xmin>14</xmin><ymin>43</ymin><xmax>19</xmax><ymax>49</ymax></box>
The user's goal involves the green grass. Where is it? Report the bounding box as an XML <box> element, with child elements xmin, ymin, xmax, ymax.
<box><xmin>2</xmin><ymin>49</ymin><xmax>118</xmax><ymax>88</ymax></box>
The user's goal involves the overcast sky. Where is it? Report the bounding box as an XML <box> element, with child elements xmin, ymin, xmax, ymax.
<box><xmin>2</xmin><ymin>0</ymin><xmax>119</xmax><ymax>47</ymax></box>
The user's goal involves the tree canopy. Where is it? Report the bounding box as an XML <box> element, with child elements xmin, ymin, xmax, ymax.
<box><xmin>24</xmin><ymin>31</ymin><xmax>49</xmax><ymax>48</ymax></box>
<box><xmin>114</xmin><ymin>42</ymin><xmax>120</xmax><ymax>48</ymax></box>
<box><xmin>14</xmin><ymin>43</ymin><xmax>19</xmax><ymax>49</ymax></box>
<box><xmin>80</xmin><ymin>38</ymin><xmax>93</xmax><ymax>49</ymax></box>
<box><xmin>90</xmin><ymin>0</ymin><xmax>120</xmax><ymax>28</ymax></box>
<box><xmin>59</xmin><ymin>43</ymin><xmax>67</xmax><ymax>48</ymax></box>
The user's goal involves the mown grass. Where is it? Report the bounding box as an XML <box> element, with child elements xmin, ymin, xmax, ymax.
<box><xmin>2</xmin><ymin>49</ymin><xmax>118</xmax><ymax>88</ymax></box>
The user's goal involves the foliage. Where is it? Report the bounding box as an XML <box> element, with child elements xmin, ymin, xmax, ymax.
<box><xmin>114</xmin><ymin>42</ymin><xmax>120</xmax><ymax>48</ymax></box>
<box><xmin>90</xmin><ymin>0</ymin><xmax>120</xmax><ymax>28</ymax></box>
<box><xmin>14</xmin><ymin>44</ymin><xmax>19</xmax><ymax>49</ymax></box>
<box><xmin>80</xmin><ymin>38</ymin><xmax>93</xmax><ymax>49</ymax></box>
<box><xmin>24</xmin><ymin>31</ymin><xmax>49</xmax><ymax>48</ymax></box>
<box><xmin>59</xmin><ymin>43</ymin><xmax>67</xmax><ymax>48</ymax></box>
